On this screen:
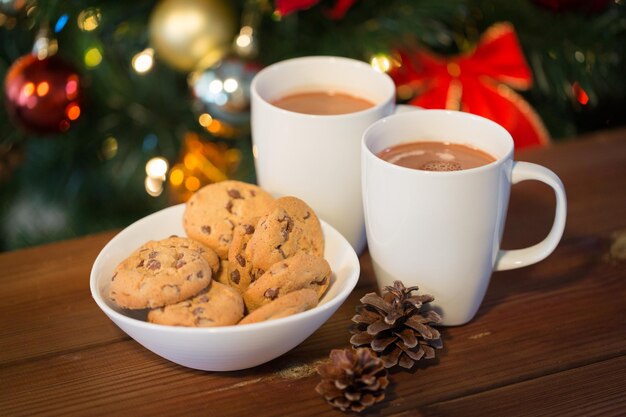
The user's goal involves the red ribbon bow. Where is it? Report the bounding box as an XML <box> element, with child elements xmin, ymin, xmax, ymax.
<box><xmin>275</xmin><ymin>0</ymin><xmax>356</xmax><ymax>19</ymax></box>
<box><xmin>391</xmin><ymin>23</ymin><xmax>550</xmax><ymax>148</ymax></box>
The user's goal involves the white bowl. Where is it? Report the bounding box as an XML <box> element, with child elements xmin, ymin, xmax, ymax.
<box><xmin>90</xmin><ymin>204</ymin><xmax>360</xmax><ymax>371</ymax></box>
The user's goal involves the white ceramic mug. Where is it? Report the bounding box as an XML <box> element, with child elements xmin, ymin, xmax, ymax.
<box><xmin>362</xmin><ymin>110</ymin><xmax>567</xmax><ymax>326</ymax></box>
<box><xmin>251</xmin><ymin>56</ymin><xmax>396</xmax><ymax>253</ymax></box>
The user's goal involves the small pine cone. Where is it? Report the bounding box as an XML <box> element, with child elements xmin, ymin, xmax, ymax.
<box><xmin>349</xmin><ymin>280</ymin><xmax>443</xmax><ymax>369</ymax></box>
<box><xmin>316</xmin><ymin>348</ymin><xmax>389</xmax><ymax>413</ymax></box>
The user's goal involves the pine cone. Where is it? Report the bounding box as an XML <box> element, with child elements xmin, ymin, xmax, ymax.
<box><xmin>349</xmin><ymin>280</ymin><xmax>443</xmax><ymax>369</ymax></box>
<box><xmin>316</xmin><ymin>348</ymin><xmax>389</xmax><ymax>413</ymax></box>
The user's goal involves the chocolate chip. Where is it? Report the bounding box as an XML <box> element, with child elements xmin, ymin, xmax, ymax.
<box><xmin>146</xmin><ymin>259</ymin><xmax>161</xmax><ymax>270</ymax></box>
<box><xmin>175</xmin><ymin>259</ymin><xmax>186</xmax><ymax>269</ymax></box>
<box><xmin>251</xmin><ymin>269</ymin><xmax>263</xmax><ymax>282</ymax></box>
<box><xmin>277</xmin><ymin>246</ymin><xmax>287</xmax><ymax>259</ymax></box>
<box><xmin>197</xmin><ymin>270</ymin><xmax>204</xmax><ymax>279</ymax></box>
<box><xmin>243</xmin><ymin>224</ymin><xmax>255</xmax><ymax>234</ymax></box>
<box><xmin>230</xmin><ymin>270</ymin><xmax>240</xmax><ymax>284</ymax></box>
<box><xmin>264</xmin><ymin>288</ymin><xmax>279</xmax><ymax>300</ymax></box>
<box><xmin>201</xmin><ymin>225</ymin><xmax>211</xmax><ymax>234</ymax></box>
<box><xmin>192</xmin><ymin>307</ymin><xmax>205</xmax><ymax>316</ymax></box>
<box><xmin>236</xmin><ymin>254</ymin><xmax>246</xmax><ymax>267</ymax></box>
<box><xmin>226</xmin><ymin>200</ymin><xmax>234</xmax><ymax>213</ymax></box>
<box><xmin>148</xmin><ymin>251</ymin><xmax>158</xmax><ymax>259</ymax></box>
<box><xmin>303</xmin><ymin>211</ymin><xmax>311</xmax><ymax>220</ymax></box>
<box><xmin>198</xmin><ymin>295</ymin><xmax>209</xmax><ymax>303</ymax></box>
<box><xmin>137</xmin><ymin>259</ymin><xmax>145</xmax><ymax>268</ymax></box>
<box><xmin>250</xmin><ymin>190</ymin><xmax>256</xmax><ymax>197</ymax></box>
<box><xmin>228</xmin><ymin>189</ymin><xmax>243</xmax><ymax>199</ymax></box>
<box><xmin>186</xmin><ymin>274</ymin><xmax>192</xmax><ymax>281</ymax></box>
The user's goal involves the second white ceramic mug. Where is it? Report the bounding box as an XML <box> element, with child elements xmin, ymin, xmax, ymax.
<box><xmin>362</xmin><ymin>110</ymin><xmax>567</xmax><ymax>325</ymax></box>
<box><xmin>251</xmin><ymin>56</ymin><xmax>396</xmax><ymax>253</ymax></box>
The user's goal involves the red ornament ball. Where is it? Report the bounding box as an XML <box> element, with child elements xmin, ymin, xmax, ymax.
<box><xmin>4</xmin><ymin>54</ymin><xmax>82</xmax><ymax>134</ymax></box>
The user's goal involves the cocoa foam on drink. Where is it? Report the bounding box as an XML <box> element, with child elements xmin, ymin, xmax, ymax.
<box><xmin>377</xmin><ymin>141</ymin><xmax>495</xmax><ymax>172</ymax></box>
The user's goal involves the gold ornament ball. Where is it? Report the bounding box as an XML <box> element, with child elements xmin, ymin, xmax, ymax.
<box><xmin>149</xmin><ymin>0</ymin><xmax>236</xmax><ymax>72</ymax></box>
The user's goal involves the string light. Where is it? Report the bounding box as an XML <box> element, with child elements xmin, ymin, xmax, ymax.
<box><xmin>36</xmin><ymin>82</ymin><xmax>49</xmax><ymax>97</ymax></box>
<box><xmin>54</xmin><ymin>14</ymin><xmax>69</xmax><ymax>33</ymax></box>
<box><xmin>32</xmin><ymin>30</ymin><xmax>58</xmax><ymax>59</ymax></box>
<box><xmin>236</xmin><ymin>29</ymin><xmax>252</xmax><ymax>48</ymax></box>
<box><xmin>145</xmin><ymin>157</ymin><xmax>168</xmax><ymax>180</ymax></box>
<box><xmin>84</xmin><ymin>47</ymin><xmax>102</xmax><ymax>68</ymax></box>
<box><xmin>184</xmin><ymin>176</ymin><xmax>201</xmax><ymax>192</ymax></box>
<box><xmin>167</xmin><ymin>133</ymin><xmax>241</xmax><ymax>203</ymax></box>
<box><xmin>223</xmin><ymin>78</ymin><xmax>238</xmax><ymax>93</ymax></box>
<box><xmin>65</xmin><ymin>76</ymin><xmax>79</xmax><ymax>100</ymax></box>
<box><xmin>370</xmin><ymin>54</ymin><xmax>392</xmax><ymax>73</ymax></box>
<box><xmin>370</xmin><ymin>53</ymin><xmax>402</xmax><ymax>72</ymax></box>
<box><xmin>78</xmin><ymin>8</ymin><xmax>101</xmax><ymax>31</ymax></box>
<box><xmin>101</xmin><ymin>136</ymin><xmax>118</xmax><ymax>160</ymax></box>
<box><xmin>132</xmin><ymin>48</ymin><xmax>154</xmax><ymax>74</ymax></box>
<box><xmin>198</xmin><ymin>113</ymin><xmax>213</xmax><ymax>127</ymax></box>
<box><xmin>169</xmin><ymin>166</ymin><xmax>185</xmax><ymax>186</ymax></box>
<box><xmin>574</xmin><ymin>51</ymin><xmax>585</xmax><ymax>63</ymax></box>
<box><xmin>572</xmin><ymin>82</ymin><xmax>589</xmax><ymax>105</ymax></box>
<box><xmin>145</xmin><ymin>157</ymin><xmax>169</xmax><ymax>197</ymax></box>
<box><xmin>145</xmin><ymin>176</ymin><xmax>164</xmax><ymax>197</ymax></box>
<box><xmin>65</xmin><ymin>103</ymin><xmax>81</xmax><ymax>121</ymax></box>
<box><xmin>235</xmin><ymin>25</ymin><xmax>256</xmax><ymax>57</ymax></box>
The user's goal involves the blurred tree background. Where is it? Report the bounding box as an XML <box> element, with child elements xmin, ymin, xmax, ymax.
<box><xmin>0</xmin><ymin>0</ymin><xmax>624</xmax><ymax>251</ymax></box>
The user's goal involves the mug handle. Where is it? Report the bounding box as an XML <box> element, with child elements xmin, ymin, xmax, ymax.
<box><xmin>495</xmin><ymin>161</ymin><xmax>567</xmax><ymax>271</ymax></box>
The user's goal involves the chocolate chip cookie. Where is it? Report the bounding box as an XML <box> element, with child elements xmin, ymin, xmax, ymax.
<box><xmin>148</xmin><ymin>281</ymin><xmax>244</xmax><ymax>327</ymax></box>
<box><xmin>238</xmin><ymin>289</ymin><xmax>319</xmax><ymax>325</ymax></box>
<box><xmin>243</xmin><ymin>253</ymin><xmax>331</xmax><ymax>311</ymax></box>
<box><xmin>228</xmin><ymin>197</ymin><xmax>325</xmax><ymax>291</ymax></box>
<box><xmin>183</xmin><ymin>180</ymin><xmax>274</xmax><ymax>259</ymax></box>
<box><xmin>109</xmin><ymin>236</ymin><xmax>216</xmax><ymax>309</ymax></box>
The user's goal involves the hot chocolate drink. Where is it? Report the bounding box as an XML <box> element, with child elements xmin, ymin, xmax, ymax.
<box><xmin>271</xmin><ymin>91</ymin><xmax>374</xmax><ymax>115</ymax></box>
<box><xmin>377</xmin><ymin>141</ymin><xmax>496</xmax><ymax>172</ymax></box>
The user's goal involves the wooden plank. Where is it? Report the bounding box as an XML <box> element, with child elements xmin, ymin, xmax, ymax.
<box><xmin>404</xmin><ymin>356</ymin><xmax>626</xmax><ymax>417</ymax></box>
<box><xmin>0</xmin><ymin>231</ymin><xmax>117</xmax><ymax>303</ymax></box>
<box><xmin>0</xmin><ymin>231</ymin><xmax>127</xmax><ymax>366</ymax></box>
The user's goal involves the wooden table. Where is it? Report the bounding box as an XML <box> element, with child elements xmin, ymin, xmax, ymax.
<box><xmin>2</xmin><ymin>128</ymin><xmax>625</xmax><ymax>417</ymax></box>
